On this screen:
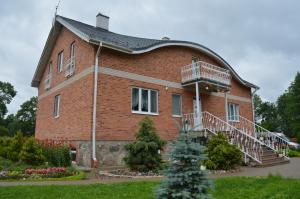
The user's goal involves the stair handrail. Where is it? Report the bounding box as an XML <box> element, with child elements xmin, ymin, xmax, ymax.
<box><xmin>182</xmin><ymin>111</ymin><xmax>265</xmax><ymax>163</ymax></box>
<box><xmin>237</xmin><ymin>115</ymin><xmax>289</xmax><ymax>157</ymax></box>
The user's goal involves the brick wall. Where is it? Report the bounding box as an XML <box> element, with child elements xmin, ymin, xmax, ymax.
<box><xmin>35</xmin><ymin>27</ymin><xmax>95</xmax><ymax>141</ymax></box>
<box><xmin>35</xmin><ymin>29</ymin><xmax>254</xmax><ymax>142</ymax></box>
<box><xmin>98</xmin><ymin>46</ymin><xmax>254</xmax><ymax>141</ymax></box>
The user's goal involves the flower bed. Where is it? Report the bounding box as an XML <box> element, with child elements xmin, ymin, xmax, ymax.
<box><xmin>0</xmin><ymin>167</ymin><xmax>76</xmax><ymax>180</ymax></box>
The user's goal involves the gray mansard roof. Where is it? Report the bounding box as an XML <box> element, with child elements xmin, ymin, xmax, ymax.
<box><xmin>31</xmin><ymin>15</ymin><xmax>259</xmax><ymax>90</ymax></box>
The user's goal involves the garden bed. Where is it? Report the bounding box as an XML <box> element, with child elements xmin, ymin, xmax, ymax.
<box><xmin>99</xmin><ymin>169</ymin><xmax>163</xmax><ymax>179</ymax></box>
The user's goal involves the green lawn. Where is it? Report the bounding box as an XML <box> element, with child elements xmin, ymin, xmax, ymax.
<box><xmin>0</xmin><ymin>176</ymin><xmax>300</xmax><ymax>199</ymax></box>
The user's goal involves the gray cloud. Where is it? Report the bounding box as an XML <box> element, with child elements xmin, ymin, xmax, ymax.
<box><xmin>0</xmin><ymin>0</ymin><xmax>299</xmax><ymax>113</ymax></box>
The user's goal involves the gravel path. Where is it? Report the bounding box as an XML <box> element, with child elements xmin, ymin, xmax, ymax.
<box><xmin>0</xmin><ymin>158</ymin><xmax>299</xmax><ymax>187</ymax></box>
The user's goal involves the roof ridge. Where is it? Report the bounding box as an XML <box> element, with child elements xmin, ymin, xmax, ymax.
<box><xmin>57</xmin><ymin>15</ymin><xmax>164</xmax><ymax>42</ymax></box>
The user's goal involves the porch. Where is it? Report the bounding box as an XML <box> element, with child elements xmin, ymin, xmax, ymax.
<box><xmin>179</xmin><ymin>60</ymin><xmax>290</xmax><ymax>166</ymax></box>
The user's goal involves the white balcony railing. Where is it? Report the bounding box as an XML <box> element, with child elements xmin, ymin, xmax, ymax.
<box><xmin>65</xmin><ymin>56</ymin><xmax>76</xmax><ymax>77</ymax></box>
<box><xmin>44</xmin><ymin>74</ymin><xmax>51</xmax><ymax>90</ymax></box>
<box><xmin>181</xmin><ymin>61</ymin><xmax>231</xmax><ymax>86</ymax></box>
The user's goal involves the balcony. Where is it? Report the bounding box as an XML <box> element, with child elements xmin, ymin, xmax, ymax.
<box><xmin>44</xmin><ymin>74</ymin><xmax>51</xmax><ymax>90</ymax></box>
<box><xmin>65</xmin><ymin>56</ymin><xmax>76</xmax><ymax>77</ymax></box>
<box><xmin>181</xmin><ymin>61</ymin><xmax>231</xmax><ymax>88</ymax></box>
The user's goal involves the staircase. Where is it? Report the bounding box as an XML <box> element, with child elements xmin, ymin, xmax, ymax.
<box><xmin>182</xmin><ymin>111</ymin><xmax>290</xmax><ymax>166</ymax></box>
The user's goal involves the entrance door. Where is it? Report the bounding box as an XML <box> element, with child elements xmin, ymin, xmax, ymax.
<box><xmin>193</xmin><ymin>97</ymin><xmax>203</xmax><ymax>130</ymax></box>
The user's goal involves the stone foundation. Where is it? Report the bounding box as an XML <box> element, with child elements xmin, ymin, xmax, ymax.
<box><xmin>75</xmin><ymin>140</ymin><xmax>130</xmax><ymax>168</ymax></box>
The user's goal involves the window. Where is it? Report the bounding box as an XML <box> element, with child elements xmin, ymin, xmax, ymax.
<box><xmin>44</xmin><ymin>62</ymin><xmax>52</xmax><ymax>90</ymax></box>
<box><xmin>54</xmin><ymin>95</ymin><xmax>61</xmax><ymax>118</ymax></box>
<box><xmin>227</xmin><ymin>103</ymin><xmax>239</xmax><ymax>121</ymax></box>
<box><xmin>70</xmin><ymin>42</ymin><xmax>75</xmax><ymax>58</ymax></box>
<box><xmin>131</xmin><ymin>87</ymin><xmax>158</xmax><ymax>114</ymax></box>
<box><xmin>172</xmin><ymin>94</ymin><xmax>182</xmax><ymax>116</ymax></box>
<box><xmin>57</xmin><ymin>51</ymin><xmax>64</xmax><ymax>73</ymax></box>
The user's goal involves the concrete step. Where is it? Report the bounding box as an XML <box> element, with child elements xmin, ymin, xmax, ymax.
<box><xmin>260</xmin><ymin>159</ymin><xmax>290</xmax><ymax>167</ymax></box>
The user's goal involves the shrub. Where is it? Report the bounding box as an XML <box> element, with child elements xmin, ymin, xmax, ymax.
<box><xmin>124</xmin><ymin>117</ymin><xmax>166</xmax><ymax>172</ymax></box>
<box><xmin>297</xmin><ymin>133</ymin><xmax>300</xmax><ymax>144</ymax></box>
<box><xmin>288</xmin><ymin>149</ymin><xmax>300</xmax><ymax>157</ymax></box>
<box><xmin>0</xmin><ymin>137</ymin><xmax>12</xmax><ymax>158</ymax></box>
<box><xmin>0</xmin><ymin>126</ymin><xmax>9</xmax><ymax>137</ymax></box>
<box><xmin>205</xmin><ymin>133</ymin><xmax>242</xmax><ymax>170</ymax></box>
<box><xmin>19</xmin><ymin>137</ymin><xmax>45</xmax><ymax>165</ymax></box>
<box><xmin>42</xmin><ymin>145</ymin><xmax>71</xmax><ymax>167</ymax></box>
<box><xmin>7</xmin><ymin>131</ymin><xmax>24</xmax><ymax>161</ymax></box>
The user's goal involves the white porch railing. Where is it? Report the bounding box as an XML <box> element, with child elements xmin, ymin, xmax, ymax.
<box><xmin>44</xmin><ymin>74</ymin><xmax>51</xmax><ymax>90</ymax></box>
<box><xmin>226</xmin><ymin>115</ymin><xmax>289</xmax><ymax>158</ymax></box>
<box><xmin>182</xmin><ymin>112</ymin><xmax>266</xmax><ymax>163</ymax></box>
<box><xmin>65</xmin><ymin>56</ymin><xmax>76</xmax><ymax>77</ymax></box>
<box><xmin>181</xmin><ymin>61</ymin><xmax>231</xmax><ymax>85</ymax></box>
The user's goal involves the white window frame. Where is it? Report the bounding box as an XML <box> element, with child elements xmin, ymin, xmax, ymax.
<box><xmin>70</xmin><ymin>42</ymin><xmax>75</xmax><ymax>58</ymax></box>
<box><xmin>131</xmin><ymin>87</ymin><xmax>159</xmax><ymax>115</ymax></box>
<box><xmin>227</xmin><ymin>103</ymin><xmax>239</xmax><ymax>122</ymax></box>
<box><xmin>57</xmin><ymin>51</ymin><xmax>64</xmax><ymax>73</ymax></box>
<box><xmin>172</xmin><ymin>93</ymin><xmax>182</xmax><ymax>117</ymax></box>
<box><xmin>54</xmin><ymin>95</ymin><xmax>61</xmax><ymax>118</ymax></box>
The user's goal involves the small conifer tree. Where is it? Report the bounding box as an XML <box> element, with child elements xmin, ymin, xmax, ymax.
<box><xmin>156</xmin><ymin>128</ymin><xmax>213</xmax><ymax>198</ymax></box>
<box><xmin>124</xmin><ymin>117</ymin><xmax>166</xmax><ymax>172</ymax></box>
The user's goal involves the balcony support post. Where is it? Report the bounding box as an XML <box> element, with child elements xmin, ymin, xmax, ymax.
<box><xmin>195</xmin><ymin>82</ymin><xmax>201</xmax><ymax>128</ymax></box>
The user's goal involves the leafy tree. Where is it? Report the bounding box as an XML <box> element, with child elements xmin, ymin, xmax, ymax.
<box><xmin>277</xmin><ymin>92</ymin><xmax>294</xmax><ymax>136</ymax></box>
<box><xmin>253</xmin><ymin>94</ymin><xmax>263</xmax><ymax>123</ymax></box>
<box><xmin>16</xmin><ymin>97</ymin><xmax>37</xmax><ymax>136</ymax></box>
<box><xmin>277</xmin><ymin>72</ymin><xmax>300</xmax><ymax>137</ymax></box>
<box><xmin>0</xmin><ymin>81</ymin><xmax>17</xmax><ymax>123</ymax></box>
<box><xmin>124</xmin><ymin>117</ymin><xmax>166</xmax><ymax>172</ymax></box>
<box><xmin>156</xmin><ymin>130</ymin><xmax>212</xmax><ymax>198</ymax></box>
<box><xmin>0</xmin><ymin>125</ymin><xmax>9</xmax><ymax>137</ymax></box>
<box><xmin>254</xmin><ymin>94</ymin><xmax>279</xmax><ymax>131</ymax></box>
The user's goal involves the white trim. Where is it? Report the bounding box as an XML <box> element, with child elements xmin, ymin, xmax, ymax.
<box><xmin>56</xmin><ymin>17</ymin><xmax>90</xmax><ymax>42</ymax></box>
<box><xmin>131</xmin><ymin>87</ymin><xmax>158</xmax><ymax>115</ymax></box>
<box><xmin>132</xmin><ymin>111</ymin><xmax>159</xmax><ymax>116</ymax></box>
<box><xmin>172</xmin><ymin>115</ymin><xmax>182</xmax><ymax>118</ymax></box>
<box><xmin>227</xmin><ymin>103</ymin><xmax>239</xmax><ymax>122</ymax></box>
<box><xmin>54</xmin><ymin>94</ymin><xmax>61</xmax><ymax>118</ymax></box>
<box><xmin>172</xmin><ymin>93</ymin><xmax>182</xmax><ymax>117</ymax></box>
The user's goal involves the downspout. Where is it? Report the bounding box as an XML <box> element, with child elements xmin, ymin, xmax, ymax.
<box><xmin>92</xmin><ymin>42</ymin><xmax>102</xmax><ymax>166</ymax></box>
<box><xmin>251</xmin><ymin>88</ymin><xmax>259</xmax><ymax>123</ymax></box>
<box><xmin>251</xmin><ymin>87</ymin><xmax>259</xmax><ymax>138</ymax></box>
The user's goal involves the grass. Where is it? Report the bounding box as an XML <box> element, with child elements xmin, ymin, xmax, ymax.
<box><xmin>0</xmin><ymin>176</ymin><xmax>300</xmax><ymax>199</ymax></box>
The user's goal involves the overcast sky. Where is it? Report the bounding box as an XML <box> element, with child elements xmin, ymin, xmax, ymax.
<box><xmin>0</xmin><ymin>0</ymin><xmax>299</xmax><ymax>114</ymax></box>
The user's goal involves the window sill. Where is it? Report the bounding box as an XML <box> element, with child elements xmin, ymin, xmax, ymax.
<box><xmin>132</xmin><ymin>111</ymin><xmax>159</xmax><ymax>116</ymax></box>
<box><xmin>229</xmin><ymin>120</ymin><xmax>239</xmax><ymax>122</ymax></box>
<box><xmin>172</xmin><ymin>115</ymin><xmax>182</xmax><ymax>118</ymax></box>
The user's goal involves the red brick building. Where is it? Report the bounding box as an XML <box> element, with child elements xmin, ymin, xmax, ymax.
<box><xmin>32</xmin><ymin>14</ymin><xmax>288</xmax><ymax>167</ymax></box>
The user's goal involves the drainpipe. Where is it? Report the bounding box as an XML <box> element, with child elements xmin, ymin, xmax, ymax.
<box><xmin>251</xmin><ymin>87</ymin><xmax>259</xmax><ymax>137</ymax></box>
<box><xmin>224</xmin><ymin>91</ymin><xmax>229</xmax><ymax>129</ymax></box>
<box><xmin>92</xmin><ymin>42</ymin><xmax>102</xmax><ymax>166</ymax></box>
